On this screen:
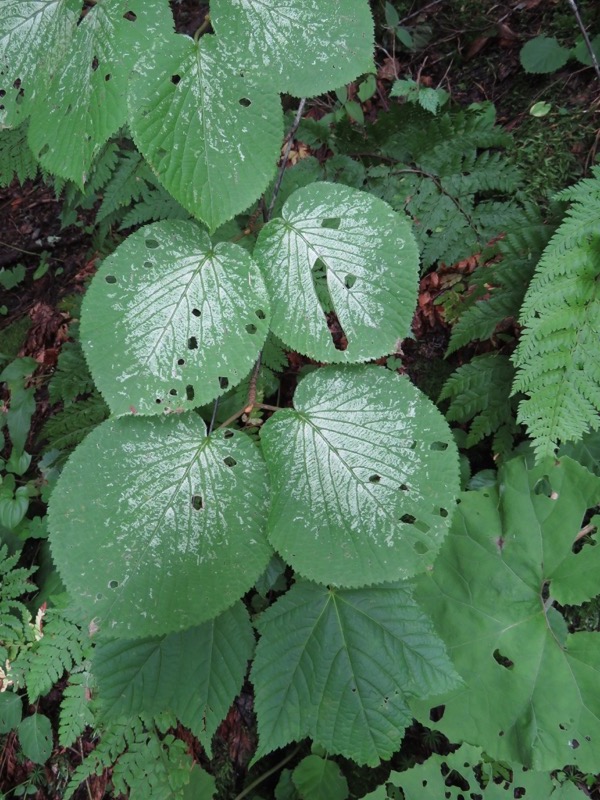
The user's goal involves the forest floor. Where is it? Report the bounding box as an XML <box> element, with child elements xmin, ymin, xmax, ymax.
<box><xmin>1</xmin><ymin>0</ymin><xmax>599</xmax><ymax>797</ymax></box>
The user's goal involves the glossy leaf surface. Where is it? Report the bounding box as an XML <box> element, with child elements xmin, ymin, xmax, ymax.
<box><xmin>252</xmin><ymin>580</ymin><xmax>459</xmax><ymax>766</ymax></box>
<box><xmin>81</xmin><ymin>221</ymin><xmax>270</xmax><ymax>416</ymax></box>
<box><xmin>412</xmin><ymin>456</ymin><xmax>600</xmax><ymax>771</ymax></box>
<box><xmin>254</xmin><ymin>183</ymin><xmax>419</xmax><ymax>363</ymax></box>
<box><xmin>211</xmin><ymin>0</ymin><xmax>375</xmax><ymax>97</ymax></box>
<box><xmin>28</xmin><ymin>0</ymin><xmax>173</xmax><ymax>185</ymax></box>
<box><xmin>49</xmin><ymin>416</ymin><xmax>272</xmax><ymax>637</ymax></box>
<box><xmin>128</xmin><ymin>32</ymin><xmax>282</xmax><ymax>231</ymax></box>
<box><xmin>261</xmin><ymin>366</ymin><xmax>459</xmax><ymax>586</ymax></box>
<box><xmin>93</xmin><ymin>602</ymin><xmax>253</xmax><ymax>752</ymax></box>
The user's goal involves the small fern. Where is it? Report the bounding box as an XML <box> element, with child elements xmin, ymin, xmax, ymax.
<box><xmin>0</xmin><ymin>124</ymin><xmax>38</xmax><ymax>186</ymax></box>
<box><xmin>0</xmin><ymin>546</ymin><xmax>37</xmax><ymax>654</ymax></box>
<box><xmin>41</xmin><ymin>392</ymin><xmax>109</xmax><ymax>453</ymax></box>
<box><xmin>48</xmin><ymin>340</ymin><xmax>96</xmax><ymax>405</ymax></box>
<box><xmin>59</xmin><ymin>667</ymin><xmax>95</xmax><ymax>747</ymax></box>
<box><xmin>119</xmin><ymin>182</ymin><xmax>191</xmax><ymax>230</ymax></box>
<box><xmin>512</xmin><ymin>167</ymin><xmax>600</xmax><ymax>459</ymax></box>
<box><xmin>439</xmin><ymin>353</ymin><xmax>520</xmax><ymax>456</ymax></box>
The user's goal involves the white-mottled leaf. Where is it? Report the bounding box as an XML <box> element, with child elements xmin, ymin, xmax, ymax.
<box><xmin>28</xmin><ymin>0</ymin><xmax>174</xmax><ymax>186</ymax></box>
<box><xmin>211</xmin><ymin>0</ymin><xmax>375</xmax><ymax>97</ymax></box>
<box><xmin>252</xmin><ymin>580</ymin><xmax>460</xmax><ymax>766</ymax></box>
<box><xmin>93</xmin><ymin>602</ymin><xmax>254</xmax><ymax>753</ymax></box>
<box><xmin>48</xmin><ymin>416</ymin><xmax>272</xmax><ymax>637</ymax></box>
<box><xmin>260</xmin><ymin>366</ymin><xmax>459</xmax><ymax>587</ymax></box>
<box><xmin>128</xmin><ymin>32</ymin><xmax>283</xmax><ymax>232</ymax></box>
<box><xmin>81</xmin><ymin>220</ymin><xmax>270</xmax><ymax>416</ymax></box>
<box><xmin>254</xmin><ymin>183</ymin><xmax>419</xmax><ymax>363</ymax></box>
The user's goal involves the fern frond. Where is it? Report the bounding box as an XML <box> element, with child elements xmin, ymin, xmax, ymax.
<box><xmin>119</xmin><ymin>183</ymin><xmax>191</xmax><ymax>229</ymax></box>
<box><xmin>439</xmin><ymin>353</ymin><xmax>519</xmax><ymax>455</ymax></box>
<box><xmin>0</xmin><ymin>124</ymin><xmax>38</xmax><ymax>187</ymax></box>
<box><xmin>513</xmin><ymin>171</ymin><xmax>600</xmax><ymax>460</ymax></box>
<box><xmin>48</xmin><ymin>341</ymin><xmax>96</xmax><ymax>405</ymax></box>
<box><xmin>40</xmin><ymin>392</ymin><xmax>109</xmax><ymax>452</ymax></box>
<box><xmin>96</xmin><ymin>150</ymin><xmax>150</xmax><ymax>222</ymax></box>
<box><xmin>59</xmin><ymin>667</ymin><xmax>95</xmax><ymax>747</ymax></box>
<box><xmin>0</xmin><ymin>546</ymin><xmax>37</xmax><ymax>646</ymax></box>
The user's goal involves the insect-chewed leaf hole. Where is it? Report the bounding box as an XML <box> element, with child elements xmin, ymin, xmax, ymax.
<box><xmin>534</xmin><ymin>475</ymin><xmax>552</xmax><ymax>497</ymax></box>
<box><xmin>239</xmin><ymin>97</ymin><xmax>251</xmax><ymax>107</ymax></box>
<box><xmin>368</xmin><ymin>474</ymin><xmax>381</xmax><ymax>483</ymax></box>
<box><xmin>569</xmin><ymin>739</ymin><xmax>580</xmax><ymax>749</ymax></box>
<box><xmin>430</xmin><ymin>705</ymin><xmax>445</xmax><ymax>722</ymax></box>
<box><xmin>38</xmin><ymin>144</ymin><xmax>49</xmax><ymax>158</ymax></box>
<box><xmin>413</xmin><ymin>540</ymin><xmax>429</xmax><ymax>554</ymax></box>
<box><xmin>430</xmin><ymin>441</ymin><xmax>448</xmax><ymax>451</ymax></box>
<box><xmin>169</xmin><ymin>388</ymin><xmax>177</xmax><ymax>396</ymax></box>
<box><xmin>145</xmin><ymin>238</ymin><xmax>159</xmax><ymax>249</ymax></box>
<box><xmin>155</xmin><ymin>398</ymin><xmax>162</xmax><ymax>404</ymax></box>
<box><xmin>223</xmin><ymin>456</ymin><xmax>237</xmax><ymax>467</ymax></box>
<box><xmin>255</xmin><ymin>309</ymin><xmax>266</xmax><ymax>320</ymax></box>
<box><xmin>344</xmin><ymin>273</ymin><xmax>357</xmax><ymax>289</ymax></box>
<box><xmin>105</xmin><ymin>73</ymin><xmax>111</xmax><ymax>81</ymax></box>
<box><xmin>123</xmin><ymin>10</ymin><xmax>137</xmax><ymax>21</ymax></box>
<box><xmin>438</xmin><ymin>507</ymin><xmax>448</xmax><ymax>517</ymax></box>
<box><xmin>321</xmin><ymin>217</ymin><xmax>341</xmax><ymax>229</ymax></box>
<box><xmin>192</xmin><ymin>308</ymin><xmax>201</xmax><ymax>317</ymax></box>
<box><xmin>177</xmin><ymin>358</ymin><xmax>185</xmax><ymax>366</ymax></box>
<box><xmin>400</xmin><ymin>513</ymin><xmax>416</xmax><ymax>524</ymax></box>
<box><xmin>185</xmin><ymin>385</ymin><xmax>194</xmax><ymax>401</ymax></box>
<box><xmin>493</xmin><ymin>649</ymin><xmax>514</xmax><ymax>669</ymax></box>
<box><xmin>0</xmin><ymin>90</ymin><xmax>5</xmax><ymax>98</ymax></box>
<box><xmin>95</xmin><ymin>593</ymin><xmax>103</xmax><ymax>601</ymax></box>
<box><xmin>219</xmin><ymin>376</ymin><xmax>229</xmax><ymax>389</ymax></box>
<box><xmin>91</xmin><ymin>56</ymin><xmax>99</xmax><ymax>71</ymax></box>
<box><xmin>105</xmin><ymin>275</ymin><xmax>117</xmax><ymax>284</ymax></box>
<box><xmin>171</xmin><ymin>74</ymin><xmax>181</xmax><ymax>85</ymax></box>
<box><xmin>191</xmin><ymin>494</ymin><xmax>203</xmax><ymax>511</ymax></box>
<box><xmin>246</xmin><ymin>323</ymin><xmax>257</xmax><ymax>334</ymax></box>
<box><xmin>188</xmin><ymin>336</ymin><xmax>198</xmax><ymax>349</ymax></box>
<box><xmin>223</xmin><ymin>430</ymin><xmax>234</xmax><ymax>439</ymax></box>
<box><xmin>143</xmin><ymin>260</ymin><xmax>153</xmax><ymax>268</ymax></box>
<box><xmin>108</xmin><ymin>580</ymin><xmax>119</xmax><ymax>589</ymax></box>
<box><xmin>399</xmin><ymin>483</ymin><xmax>409</xmax><ymax>491</ymax></box>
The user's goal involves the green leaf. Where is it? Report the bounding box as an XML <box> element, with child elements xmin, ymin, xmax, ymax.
<box><xmin>254</xmin><ymin>183</ymin><xmax>419</xmax><ymax>363</ymax></box>
<box><xmin>211</xmin><ymin>0</ymin><xmax>374</xmax><ymax>97</ymax></box>
<box><xmin>520</xmin><ymin>36</ymin><xmax>571</xmax><ymax>74</ymax></box>
<box><xmin>252</xmin><ymin>580</ymin><xmax>459</xmax><ymax>766</ymax></box>
<box><xmin>572</xmin><ymin>34</ymin><xmax>600</xmax><ymax>67</ymax></box>
<box><xmin>81</xmin><ymin>221</ymin><xmax>270</xmax><ymax>415</ymax></box>
<box><xmin>48</xmin><ymin>416</ymin><xmax>272</xmax><ymax>637</ymax></box>
<box><xmin>261</xmin><ymin>366</ymin><xmax>459</xmax><ymax>586</ymax></box>
<box><xmin>292</xmin><ymin>755</ymin><xmax>348</xmax><ymax>800</ymax></box>
<box><xmin>28</xmin><ymin>0</ymin><xmax>174</xmax><ymax>186</ymax></box>
<box><xmin>183</xmin><ymin>766</ymin><xmax>216</xmax><ymax>799</ymax></box>
<box><xmin>412</xmin><ymin>455</ymin><xmax>600</xmax><ymax>772</ymax></box>
<box><xmin>17</xmin><ymin>713</ymin><xmax>53</xmax><ymax>764</ymax></box>
<box><xmin>128</xmin><ymin>32</ymin><xmax>283</xmax><ymax>232</ymax></box>
<box><xmin>0</xmin><ymin>489</ymin><xmax>28</xmax><ymax>530</ymax></box>
<box><xmin>0</xmin><ymin>0</ymin><xmax>81</xmax><ymax>128</ymax></box>
<box><xmin>93</xmin><ymin>602</ymin><xmax>254</xmax><ymax>752</ymax></box>
<box><xmin>0</xmin><ymin>692</ymin><xmax>22</xmax><ymax>733</ymax></box>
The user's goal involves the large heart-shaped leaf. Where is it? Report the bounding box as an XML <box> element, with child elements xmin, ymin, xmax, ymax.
<box><xmin>28</xmin><ymin>0</ymin><xmax>174</xmax><ymax>185</ymax></box>
<box><xmin>211</xmin><ymin>0</ymin><xmax>375</xmax><ymax>97</ymax></box>
<box><xmin>412</xmin><ymin>455</ymin><xmax>600</xmax><ymax>772</ymax></box>
<box><xmin>128</xmin><ymin>32</ymin><xmax>283</xmax><ymax>232</ymax></box>
<box><xmin>251</xmin><ymin>580</ymin><xmax>459</xmax><ymax>766</ymax></box>
<box><xmin>81</xmin><ymin>221</ymin><xmax>270</xmax><ymax>416</ymax></box>
<box><xmin>0</xmin><ymin>0</ymin><xmax>80</xmax><ymax>128</ymax></box>
<box><xmin>254</xmin><ymin>183</ymin><xmax>419</xmax><ymax>363</ymax></box>
<box><xmin>260</xmin><ymin>366</ymin><xmax>459</xmax><ymax>586</ymax></box>
<box><xmin>49</xmin><ymin>416</ymin><xmax>272</xmax><ymax>637</ymax></box>
<box><xmin>93</xmin><ymin>602</ymin><xmax>254</xmax><ymax>753</ymax></box>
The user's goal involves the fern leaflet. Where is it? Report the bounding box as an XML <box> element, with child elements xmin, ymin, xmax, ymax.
<box><xmin>0</xmin><ymin>124</ymin><xmax>38</xmax><ymax>187</ymax></box>
<box><xmin>41</xmin><ymin>392</ymin><xmax>109</xmax><ymax>453</ymax></box>
<box><xmin>59</xmin><ymin>667</ymin><xmax>95</xmax><ymax>747</ymax></box>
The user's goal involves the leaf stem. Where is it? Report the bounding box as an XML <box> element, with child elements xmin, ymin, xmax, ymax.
<box><xmin>233</xmin><ymin>745</ymin><xmax>302</xmax><ymax>800</ymax></box>
<box><xmin>265</xmin><ymin>98</ymin><xmax>307</xmax><ymax>222</ymax></box>
<box><xmin>193</xmin><ymin>13</ymin><xmax>211</xmax><ymax>42</ymax></box>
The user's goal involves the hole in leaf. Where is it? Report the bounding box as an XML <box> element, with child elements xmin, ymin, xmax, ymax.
<box><xmin>239</xmin><ymin>97</ymin><xmax>251</xmax><ymax>107</ymax></box>
<box><xmin>586</xmin><ymin>736</ymin><xmax>591</xmax><ymax>741</ymax></box>
<box><xmin>559</xmin><ymin>724</ymin><xmax>566</xmax><ymax>731</ymax></box>
<box><xmin>400</xmin><ymin>513</ymin><xmax>416</xmax><ymax>524</ymax></box>
<box><xmin>493</xmin><ymin>649</ymin><xmax>514</xmax><ymax>669</ymax></box>
<box><xmin>369</xmin><ymin>475</ymin><xmax>381</xmax><ymax>483</ymax></box>
<box><xmin>186</xmin><ymin>385</ymin><xmax>194</xmax><ymax>401</ymax></box>
<box><xmin>438</xmin><ymin>507</ymin><xmax>448</xmax><ymax>517</ymax></box>
<box><xmin>321</xmin><ymin>217</ymin><xmax>341</xmax><ymax>229</ymax></box>
<box><xmin>155</xmin><ymin>398</ymin><xmax>162</xmax><ymax>404</ymax></box>
<box><xmin>171</xmin><ymin>74</ymin><xmax>181</xmax><ymax>85</ymax></box>
<box><xmin>223</xmin><ymin>456</ymin><xmax>237</xmax><ymax>467</ymax></box>
<box><xmin>96</xmin><ymin>593</ymin><xmax>103</xmax><ymax>601</ymax></box>
<box><xmin>192</xmin><ymin>308</ymin><xmax>201</xmax><ymax>317</ymax></box>
<box><xmin>223</xmin><ymin>430</ymin><xmax>234</xmax><ymax>439</ymax></box>
<box><xmin>413</xmin><ymin>540</ymin><xmax>429</xmax><ymax>554</ymax></box>
<box><xmin>105</xmin><ymin>73</ymin><xmax>111</xmax><ymax>81</ymax></box>
<box><xmin>145</xmin><ymin>238</ymin><xmax>159</xmax><ymax>249</ymax></box>
<box><xmin>108</xmin><ymin>580</ymin><xmax>119</xmax><ymax>589</ymax></box>
<box><xmin>123</xmin><ymin>10</ymin><xmax>137</xmax><ymax>20</ymax></box>
<box><xmin>13</xmin><ymin>78</ymin><xmax>22</xmax><ymax>90</ymax></box>
<box><xmin>344</xmin><ymin>273</ymin><xmax>357</xmax><ymax>289</ymax></box>
<box><xmin>430</xmin><ymin>441</ymin><xmax>448</xmax><ymax>451</ymax></box>
<box><xmin>430</xmin><ymin>705</ymin><xmax>445</xmax><ymax>722</ymax></box>
<box><xmin>191</xmin><ymin>494</ymin><xmax>203</xmax><ymax>510</ymax></box>
<box><xmin>499</xmin><ymin>731</ymin><xmax>504</xmax><ymax>737</ymax></box>
<box><xmin>169</xmin><ymin>389</ymin><xmax>177</xmax><ymax>396</ymax></box>
<box><xmin>255</xmin><ymin>309</ymin><xmax>266</xmax><ymax>319</ymax></box>
<box><xmin>534</xmin><ymin>476</ymin><xmax>552</xmax><ymax>497</ymax></box>
<box><xmin>177</xmin><ymin>358</ymin><xmax>185</xmax><ymax>366</ymax></box>
<box><xmin>0</xmin><ymin>90</ymin><xmax>5</xmax><ymax>98</ymax></box>
<box><xmin>219</xmin><ymin>376</ymin><xmax>229</xmax><ymax>389</ymax></box>
<box><xmin>246</xmin><ymin>324</ymin><xmax>257</xmax><ymax>335</ymax></box>
<box><xmin>399</xmin><ymin>483</ymin><xmax>409</xmax><ymax>491</ymax></box>
<box><xmin>351</xmin><ymin>687</ymin><xmax>356</xmax><ymax>693</ymax></box>
<box><xmin>105</xmin><ymin>275</ymin><xmax>117</xmax><ymax>284</ymax></box>
<box><xmin>188</xmin><ymin>336</ymin><xmax>198</xmax><ymax>349</ymax></box>
<box><xmin>408</xmin><ymin>441</ymin><xmax>417</xmax><ymax>450</ymax></box>
<box><xmin>569</xmin><ymin>739</ymin><xmax>580</xmax><ymax>749</ymax></box>
<box><xmin>91</xmin><ymin>56</ymin><xmax>99</xmax><ymax>71</ymax></box>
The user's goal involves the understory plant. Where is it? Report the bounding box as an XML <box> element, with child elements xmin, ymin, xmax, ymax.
<box><xmin>0</xmin><ymin>1</ymin><xmax>599</xmax><ymax>798</ymax></box>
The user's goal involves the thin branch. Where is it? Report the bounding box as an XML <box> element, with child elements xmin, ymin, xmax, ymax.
<box><xmin>244</xmin><ymin>354</ymin><xmax>262</xmax><ymax>413</ymax></box>
<box><xmin>574</xmin><ymin>522</ymin><xmax>597</xmax><ymax>543</ymax></box>
<box><xmin>398</xmin><ymin>0</ymin><xmax>447</xmax><ymax>26</ymax></box>
<box><xmin>233</xmin><ymin>745</ymin><xmax>302</xmax><ymax>800</ymax></box>
<box><xmin>208</xmin><ymin>396</ymin><xmax>220</xmax><ymax>435</ymax></box>
<box><xmin>266</xmin><ymin>98</ymin><xmax>307</xmax><ymax>221</ymax></box>
<box><xmin>566</xmin><ymin>0</ymin><xmax>600</xmax><ymax>83</ymax></box>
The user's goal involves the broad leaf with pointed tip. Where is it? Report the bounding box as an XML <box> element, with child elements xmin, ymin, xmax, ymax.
<box><xmin>28</xmin><ymin>0</ymin><xmax>174</xmax><ymax>186</ymax></box>
<box><xmin>254</xmin><ymin>183</ymin><xmax>419</xmax><ymax>363</ymax></box>
<box><xmin>128</xmin><ymin>32</ymin><xmax>283</xmax><ymax>232</ymax></box>
<box><xmin>412</xmin><ymin>455</ymin><xmax>600</xmax><ymax>772</ymax></box>
<box><xmin>81</xmin><ymin>221</ymin><xmax>270</xmax><ymax>416</ymax></box>
<box><xmin>93</xmin><ymin>602</ymin><xmax>254</xmax><ymax>753</ymax></box>
<box><xmin>0</xmin><ymin>0</ymin><xmax>80</xmax><ymax>128</ymax></box>
<box><xmin>251</xmin><ymin>580</ymin><xmax>460</xmax><ymax>766</ymax></box>
<box><xmin>211</xmin><ymin>0</ymin><xmax>375</xmax><ymax>97</ymax></box>
<box><xmin>260</xmin><ymin>366</ymin><xmax>459</xmax><ymax>586</ymax></box>
<box><xmin>49</xmin><ymin>416</ymin><xmax>272</xmax><ymax>637</ymax></box>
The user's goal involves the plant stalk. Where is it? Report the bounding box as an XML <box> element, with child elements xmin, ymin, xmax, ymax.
<box><xmin>566</xmin><ymin>0</ymin><xmax>600</xmax><ymax>83</ymax></box>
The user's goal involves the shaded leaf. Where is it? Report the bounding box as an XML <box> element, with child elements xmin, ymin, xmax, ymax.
<box><xmin>17</xmin><ymin>713</ymin><xmax>52</xmax><ymax>764</ymax></box>
<box><xmin>292</xmin><ymin>755</ymin><xmax>348</xmax><ymax>800</ymax></box>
